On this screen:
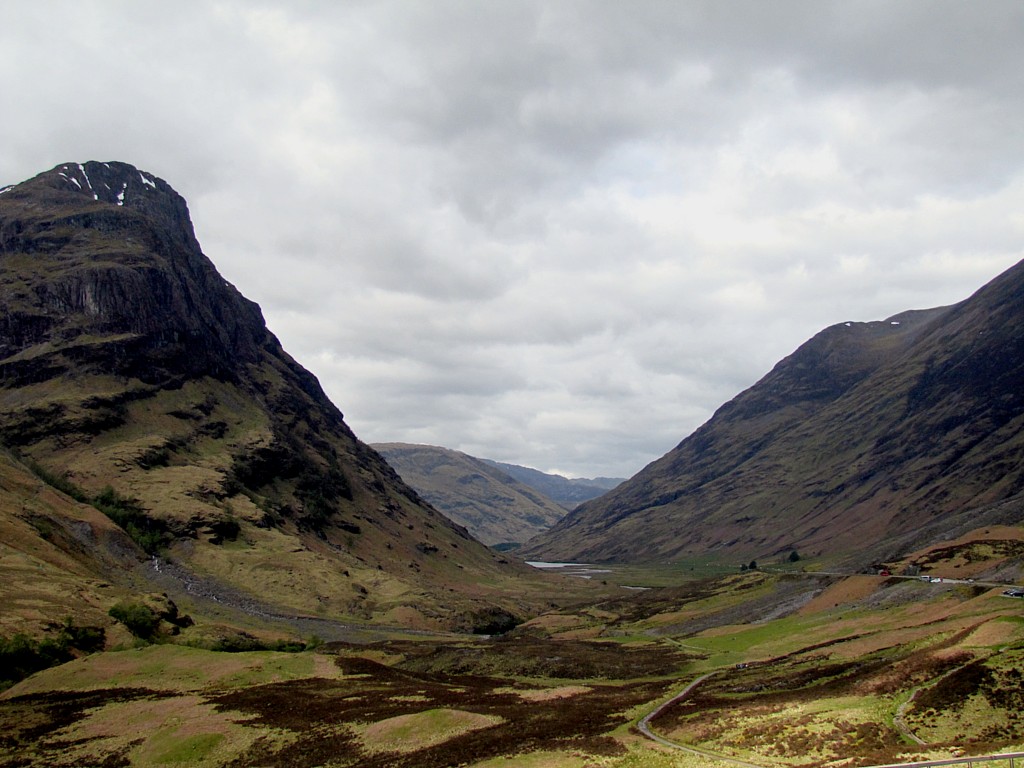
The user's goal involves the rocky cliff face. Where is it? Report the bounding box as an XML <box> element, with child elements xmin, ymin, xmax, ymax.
<box><xmin>0</xmin><ymin>162</ymin><xmax>550</xmax><ymax>633</ymax></box>
<box><xmin>525</xmin><ymin>259</ymin><xmax>1024</xmax><ymax>566</ymax></box>
<box><xmin>0</xmin><ymin>162</ymin><xmax>266</xmax><ymax>384</ymax></box>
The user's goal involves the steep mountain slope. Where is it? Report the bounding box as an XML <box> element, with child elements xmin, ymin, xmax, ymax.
<box><xmin>372</xmin><ymin>443</ymin><xmax>568</xmax><ymax>545</ymax></box>
<box><xmin>0</xmin><ymin>162</ymin><xmax>558</xmax><ymax>635</ymax></box>
<box><xmin>525</xmin><ymin>260</ymin><xmax>1024</xmax><ymax>566</ymax></box>
<box><xmin>0</xmin><ymin>445</ymin><xmax>136</xmax><ymax>638</ymax></box>
<box><xmin>480</xmin><ymin>459</ymin><xmax>623</xmax><ymax>510</ymax></box>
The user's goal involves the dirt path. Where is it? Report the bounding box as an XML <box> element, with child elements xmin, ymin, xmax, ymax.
<box><xmin>891</xmin><ymin>653</ymin><xmax>994</xmax><ymax>747</ymax></box>
<box><xmin>637</xmin><ymin>671</ymin><xmax>765</xmax><ymax>768</ymax></box>
<box><xmin>893</xmin><ymin>689</ymin><xmax>928</xmax><ymax>746</ymax></box>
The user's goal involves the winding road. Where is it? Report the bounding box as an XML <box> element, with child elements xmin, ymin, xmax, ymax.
<box><xmin>637</xmin><ymin>670</ymin><xmax>765</xmax><ymax>767</ymax></box>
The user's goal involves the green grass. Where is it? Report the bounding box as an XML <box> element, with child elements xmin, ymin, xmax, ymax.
<box><xmin>590</xmin><ymin>558</ymin><xmax>750</xmax><ymax>588</ymax></box>
<box><xmin>689</xmin><ymin>613</ymin><xmax>824</xmax><ymax>659</ymax></box>
<box><xmin>596</xmin><ymin>746</ymin><xmax>738</xmax><ymax>768</ymax></box>
<box><xmin>149</xmin><ymin>732</ymin><xmax>225</xmax><ymax>764</ymax></box>
<box><xmin>5</xmin><ymin>643</ymin><xmax>320</xmax><ymax>697</ymax></box>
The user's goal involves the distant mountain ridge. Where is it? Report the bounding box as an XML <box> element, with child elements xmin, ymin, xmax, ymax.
<box><xmin>524</xmin><ymin>259</ymin><xmax>1024</xmax><ymax>566</ymax></box>
<box><xmin>479</xmin><ymin>460</ymin><xmax>623</xmax><ymax>509</ymax></box>
<box><xmin>372</xmin><ymin>443</ymin><xmax>570</xmax><ymax>545</ymax></box>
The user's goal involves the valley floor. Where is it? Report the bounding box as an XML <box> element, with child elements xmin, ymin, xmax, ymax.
<box><xmin>3</xmin><ymin>558</ymin><xmax>1024</xmax><ymax>767</ymax></box>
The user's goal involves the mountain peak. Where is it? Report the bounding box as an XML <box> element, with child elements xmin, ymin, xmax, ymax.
<box><xmin>46</xmin><ymin>161</ymin><xmax>164</xmax><ymax>207</ymax></box>
<box><xmin>0</xmin><ymin>161</ymin><xmax>266</xmax><ymax>383</ymax></box>
<box><xmin>4</xmin><ymin>161</ymin><xmax>200</xmax><ymax>254</ymax></box>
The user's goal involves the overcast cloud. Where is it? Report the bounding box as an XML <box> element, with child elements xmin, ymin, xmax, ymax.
<box><xmin>3</xmin><ymin>1</ymin><xmax>1023</xmax><ymax>478</ymax></box>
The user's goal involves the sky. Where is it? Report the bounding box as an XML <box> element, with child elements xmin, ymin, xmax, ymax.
<box><xmin>2</xmin><ymin>2</ymin><xmax>1023</xmax><ymax>479</ymax></box>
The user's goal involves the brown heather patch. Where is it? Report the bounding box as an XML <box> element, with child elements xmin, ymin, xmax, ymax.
<box><xmin>852</xmin><ymin>648</ymin><xmax>977</xmax><ymax>697</ymax></box>
<box><xmin>389</xmin><ymin>636</ymin><xmax>693</xmax><ymax>680</ymax></box>
<box><xmin>834</xmin><ymin>627</ymin><xmax>941</xmax><ymax>660</ymax></box>
<box><xmin>798</xmin><ymin>575</ymin><xmax>885</xmax><ymax>615</ymax></box>
<box><xmin>823</xmin><ymin>596</ymin><xmax>1022</xmax><ymax>660</ymax></box>
<box><xmin>655</xmin><ymin>680</ymin><xmax>905</xmax><ymax>766</ymax></box>
<box><xmin>646</xmin><ymin>625</ymin><xmax>1024</xmax><ymax>767</ymax></box>
<box><xmin>901</xmin><ymin>526</ymin><xmax>1024</xmax><ymax>578</ymax></box>
<box><xmin>45</xmin><ymin>693</ymin><xmax>272</xmax><ymax>767</ymax></box>
<box><xmin>902</xmin><ymin>650</ymin><xmax>1024</xmax><ymax>747</ymax></box>
<box><xmin>960</xmin><ymin>618</ymin><xmax>1023</xmax><ymax>648</ymax></box>
<box><xmin>0</xmin><ymin>643</ymin><xmax>671</xmax><ymax>767</ymax></box>
<box><xmin>0</xmin><ymin>687</ymin><xmax>171</xmax><ymax>766</ymax></box>
<box><xmin>207</xmin><ymin>650</ymin><xmax>672</xmax><ymax>767</ymax></box>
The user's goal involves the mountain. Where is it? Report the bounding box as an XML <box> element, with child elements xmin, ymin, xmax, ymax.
<box><xmin>524</xmin><ymin>260</ymin><xmax>1024</xmax><ymax>566</ymax></box>
<box><xmin>0</xmin><ymin>161</ymin><xmax>558</xmax><ymax>636</ymax></box>
<box><xmin>480</xmin><ymin>459</ymin><xmax>623</xmax><ymax>510</ymax></box>
<box><xmin>372</xmin><ymin>443</ymin><xmax>568</xmax><ymax>546</ymax></box>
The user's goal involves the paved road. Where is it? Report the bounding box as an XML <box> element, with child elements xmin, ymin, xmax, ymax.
<box><xmin>765</xmin><ymin>567</ymin><xmax>1022</xmax><ymax>592</ymax></box>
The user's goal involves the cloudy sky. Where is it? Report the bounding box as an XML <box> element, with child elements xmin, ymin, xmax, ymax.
<box><xmin>3</xmin><ymin>2</ymin><xmax>1023</xmax><ymax>478</ymax></box>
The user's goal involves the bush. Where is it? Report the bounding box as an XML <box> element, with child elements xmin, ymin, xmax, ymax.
<box><xmin>209</xmin><ymin>632</ymin><xmax>309</xmax><ymax>653</ymax></box>
<box><xmin>108</xmin><ymin>601</ymin><xmax>161</xmax><ymax>640</ymax></box>
<box><xmin>0</xmin><ymin>634</ymin><xmax>72</xmax><ymax>687</ymax></box>
<box><xmin>22</xmin><ymin>460</ymin><xmax>168</xmax><ymax>555</ymax></box>
<box><xmin>296</xmin><ymin>465</ymin><xmax>353</xmax><ymax>529</ymax></box>
<box><xmin>24</xmin><ymin>459</ymin><xmax>90</xmax><ymax>503</ymax></box>
<box><xmin>467</xmin><ymin>607</ymin><xmax>521</xmax><ymax>636</ymax></box>
<box><xmin>92</xmin><ymin>486</ymin><xmax>169</xmax><ymax>554</ymax></box>
<box><xmin>0</xmin><ymin>619</ymin><xmax>105</xmax><ymax>689</ymax></box>
<box><xmin>57</xmin><ymin>617</ymin><xmax>106</xmax><ymax>652</ymax></box>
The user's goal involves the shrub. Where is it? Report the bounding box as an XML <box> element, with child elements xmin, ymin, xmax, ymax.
<box><xmin>92</xmin><ymin>486</ymin><xmax>169</xmax><ymax>554</ymax></box>
<box><xmin>0</xmin><ymin>633</ymin><xmax>72</xmax><ymax>687</ymax></box>
<box><xmin>0</xmin><ymin>619</ymin><xmax>105</xmax><ymax>689</ymax></box>
<box><xmin>57</xmin><ymin>617</ymin><xmax>106</xmax><ymax>652</ymax></box>
<box><xmin>467</xmin><ymin>607</ymin><xmax>521</xmax><ymax>635</ymax></box>
<box><xmin>209</xmin><ymin>632</ymin><xmax>309</xmax><ymax>653</ymax></box>
<box><xmin>296</xmin><ymin>465</ymin><xmax>353</xmax><ymax>528</ymax></box>
<box><xmin>21</xmin><ymin>459</ymin><xmax>168</xmax><ymax>554</ymax></box>
<box><xmin>108</xmin><ymin>601</ymin><xmax>161</xmax><ymax>640</ymax></box>
<box><xmin>24</xmin><ymin>459</ymin><xmax>90</xmax><ymax>503</ymax></box>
